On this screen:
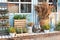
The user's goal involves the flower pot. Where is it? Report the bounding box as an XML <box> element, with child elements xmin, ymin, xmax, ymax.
<box><xmin>28</xmin><ymin>27</ymin><xmax>32</xmax><ymax>33</ymax></box>
<box><xmin>40</xmin><ymin>19</ymin><xmax>49</xmax><ymax>32</ymax></box>
<box><xmin>9</xmin><ymin>33</ymin><xmax>16</xmax><ymax>37</ymax></box>
<box><xmin>44</xmin><ymin>30</ymin><xmax>49</xmax><ymax>33</ymax></box>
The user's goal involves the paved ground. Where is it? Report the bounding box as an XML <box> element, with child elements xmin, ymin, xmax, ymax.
<box><xmin>23</xmin><ymin>35</ymin><xmax>60</xmax><ymax>40</ymax></box>
<box><xmin>0</xmin><ymin>31</ymin><xmax>60</xmax><ymax>40</ymax></box>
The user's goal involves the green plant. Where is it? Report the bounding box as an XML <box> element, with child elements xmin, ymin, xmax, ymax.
<box><xmin>14</xmin><ymin>14</ymin><xmax>27</xmax><ymax>19</ymax></box>
<box><xmin>42</xmin><ymin>24</ymin><xmax>50</xmax><ymax>30</ymax></box>
<box><xmin>27</xmin><ymin>22</ymin><xmax>34</xmax><ymax>26</ymax></box>
<box><xmin>16</xmin><ymin>28</ymin><xmax>27</xmax><ymax>33</ymax></box>
<box><xmin>7</xmin><ymin>27</ymin><xmax>16</xmax><ymax>33</ymax></box>
<box><xmin>16</xmin><ymin>28</ymin><xmax>22</xmax><ymax>33</ymax></box>
<box><xmin>23</xmin><ymin>14</ymin><xmax>27</xmax><ymax>19</ymax></box>
<box><xmin>23</xmin><ymin>28</ymin><xmax>27</xmax><ymax>33</ymax></box>
<box><xmin>14</xmin><ymin>15</ymin><xmax>20</xmax><ymax>19</ymax></box>
<box><xmin>55</xmin><ymin>22</ymin><xmax>60</xmax><ymax>31</ymax></box>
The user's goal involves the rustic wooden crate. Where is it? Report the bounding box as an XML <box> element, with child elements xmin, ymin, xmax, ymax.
<box><xmin>14</xmin><ymin>19</ymin><xmax>26</xmax><ymax>28</ymax></box>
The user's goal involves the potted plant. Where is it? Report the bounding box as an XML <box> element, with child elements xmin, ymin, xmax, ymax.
<box><xmin>27</xmin><ymin>22</ymin><xmax>34</xmax><ymax>33</ymax></box>
<box><xmin>16</xmin><ymin>27</ymin><xmax>27</xmax><ymax>34</ymax></box>
<box><xmin>23</xmin><ymin>28</ymin><xmax>27</xmax><ymax>33</ymax></box>
<box><xmin>16</xmin><ymin>28</ymin><xmax>23</xmax><ymax>34</ymax></box>
<box><xmin>55</xmin><ymin>22</ymin><xmax>60</xmax><ymax>31</ymax></box>
<box><xmin>7</xmin><ymin>27</ymin><xmax>16</xmax><ymax>36</ymax></box>
<box><xmin>35</xmin><ymin>2</ymin><xmax>53</xmax><ymax>31</ymax></box>
<box><xmin>42</xmin><ymin>24</ymin><xmax>50</xmax><ymax>33</ymax></box>
<box><xmin>14</xmin><ymin>14</ymin><xmax>27</xmax><ymax>28</ymax></box>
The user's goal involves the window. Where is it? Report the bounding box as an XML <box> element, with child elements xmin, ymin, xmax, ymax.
<box><xmin>49</xmin><ymin>0</ymin><xmax>53</xmax><ymax>2</ymax></box>
<box><xmin>38</xmin><ymin>0</ymin><xmax>57</xmax><ymax>12</ymax></box>
<box><xmin>49</xmin><ymin>4</ymin><xmax>57</xmax><ymax>12</ymax></box>
<box><xmin>0</xmin><ymin>0</ymin><xmax>32</xmax><ymax>13</ymax></box>
<box><xmin>0</xmin><ymin>3</ymin><xmax>7</xmax><ymax>10</ymax></box>
<box><xmin>38</xmin><ymin>0</ymin><xmax>47</xmax><ymax>2</ymax></box>
<box><xmin>8</xmin><ymin>0</ymin><xmax>19</xmax><ymax>2</ymax></box>
<box><xmin>21</xmin><ymin>4</ymin><xmax>31</xmax><ymax>13</ymax></box>
<box><xmin>20</xmin><ymin>0</ymin><xmax>31</xmax><ymax>13</ymax></box>
<box><xmin>21</xmin><ymin>0</ymin><xmax>31</xmax><ymax>2</ymax></box>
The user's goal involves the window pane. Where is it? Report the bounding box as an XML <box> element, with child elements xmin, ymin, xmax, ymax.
<box><xmin>0</xmin><ymin>0</ymin><xmax>7</xmax><ymax>2</ymax></box>
<box><xmin>38</xmin><ymin>0</ymin><xmax>47</xmax><ymax>2</ymax></box>
<box><xmin>49</xmin><ymin>4</ymin><xmax>57</xmax><ymax>12</ymax></box>
<box><xmin>49</xmin><ymin>0</ymin><xmax>53</xmax><ymax>2</ymax></box>
<box><xmin>21</xmin><ymin>0</ymin><xmax>31</xmax><ymax>2</ymax></box>
<box><xmin>0</xmin><ymin>3</ymin><xmax>7</xmax><ymax>10</ymax></box>
<box><xmin>8</xmin><ymin>3</ymin><xmax>19</xmax><ymax>13</ymax></box>
<box><xmin>49</xmin><ymin>0</ymin><xmax>57</xmax><ymax>2</ymax></box>
<box><xmin>21</xmin><ymin>4</ymin><xmax>31</xmax><ymax>13</ymax></box>
<box><xmin>8</xmin><ymin>0</ymin><xmax>19</xmax><ymax>2</ymax></box>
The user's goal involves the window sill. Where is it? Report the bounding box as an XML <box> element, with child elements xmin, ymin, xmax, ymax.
<box><xmin>15</xmin><ymin>31</ymin><xmax>60</xmax><ymax>40</ymax></box>
<box><xmin>16</xmin><ymin>31</ymin><xmax>60</xmax><ymax>37</ymax></box>
<box><xmin>0</xmin><ymin>31</ymin><xmax>60</xmax><ymax>39</ymax></box>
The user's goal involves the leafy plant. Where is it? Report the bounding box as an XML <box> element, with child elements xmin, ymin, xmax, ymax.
<box><xmin>27</xmin><ymin>22</ymin><xmax>34</xmax><ymax>26</ymax></box>
<box><xmin>42</xmin><ymin>24</ymin><xmax>50</xmax><ymax>30</ymax></box>
<box><xmin>14</xmin><ymin>15</ymin><xmax>19</xmax><ymax>19</ymax></box>
<box><xmin>7</xmin><ymin>27</ymin><xmax>16</xmax><ymax>33</ymax></box>
<box><xmin>19</xmin><ymin>15</ymin><xmax>23</xmax><ymax>19</ymax></box>
<box><xmin>23</xmin><ymin>28</ymin><xmax>27</xmax><ymax>33</ymax></box>
<box><xmin>16</xmin><ymin>28</ymin><xmax>27</xmax><ymax>33</ymax></box>
<box><xmin>16</xmin><ymin>28</ymin><xmax>22</xmax><ymax>33</ymax></box>
<box><xmin>23</xmin><ymin>14</ymin><xmax>27</xmax><ymax>19</ymax></box>
<box><xmin>55</xmin><ymin>22</ymin><xmax>60</xmax><ymax>31</ymax></box>
<box><xmin>14</xmin><ymin>14</ymin><xmax>27</xmax><ymax>19</ymax></box>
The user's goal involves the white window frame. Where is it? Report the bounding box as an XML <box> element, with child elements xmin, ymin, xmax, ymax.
<box><xmin>0</xmin><ymin>0</ymin><xmax>32</xmax><ymax>14</ymax></box>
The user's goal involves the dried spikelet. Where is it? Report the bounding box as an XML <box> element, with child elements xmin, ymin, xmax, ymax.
<box><xmin>35</xmin><ymin>2</ymin><xmax>53</xmax><ymax>19</ymax></box>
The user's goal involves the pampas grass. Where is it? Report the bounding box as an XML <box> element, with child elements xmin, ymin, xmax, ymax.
<box><xmin>35</xmin><ymin>2</ymin><xmax>53</xmax><ymax>19</ymax></box>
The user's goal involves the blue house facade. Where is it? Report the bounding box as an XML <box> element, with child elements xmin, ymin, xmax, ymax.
<box><xmin>0</xmin><ymin>0</ymin><xmax>58</xmax><ymax>27</ymax></box>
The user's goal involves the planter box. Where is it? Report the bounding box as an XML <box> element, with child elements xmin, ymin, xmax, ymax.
<box><xmin>14</xmin><ymin>19</ymin><xmax>26</xmax><ymax>28</ymax></box>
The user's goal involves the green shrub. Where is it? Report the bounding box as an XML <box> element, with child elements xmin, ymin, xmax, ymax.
<box><xmin>16</xmin><ymin>28</ymin><xmax>22</xmax><ymax>34</ymax></box>
<box><xmin>14</xmin><ymin>14</ymin><xmax>27</xmax><ymax>19</ymax></box>
<box><xmin>7</xmin><ymin>27</ymin><xmax>16</xmax><ymax>33</ymax></box>
<box><xmin>23</xmin><ymin>28</ymin><xmax>27</xmax><ymax>33</ymax></box>
<box><xmin>23</xmin><ymin>14</ymin><xmax>27</xmax><ymax>19</ymax></box>
<box><xmin>16</xmin><ymin>28</ymin><xmax>27</xmax><ymax>34</ymax></box>
<box><xmin>55</xmin><ymin>22</ymin><xmax>60</xmax><ymax>31</ymax></box>
<box><xmin>42</xmin><ymin>24</ymin><xmax>50</xmax><ymax>30</ymax></box>
<box><xmin>14</xmin><ymin>15</ymin><xmax>19</xmax><ymax>19</ymax></box>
